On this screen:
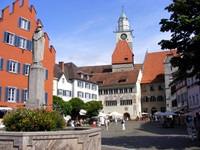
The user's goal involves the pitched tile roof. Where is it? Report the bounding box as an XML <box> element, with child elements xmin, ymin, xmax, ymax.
<box><xmin>80</xmin><ymin>64</ymin><xmax>143</xmax><ymax>74</ymax></box>
<box><xmin>112</xmin><ymin>40</ymin><xmax>134</xmax><ymax>64</ymax></box>
<box><xmin>92</xmin><ymin>70</ymin><xmax>140</xmax><ymax>87</ymax></box>
<box><xmin>80</xmin><ymin>64</ymin><xmax>142</xmax><ymax>87</ymax></box>
<box><xmin>141</xmin><ymin>50</ymin><xmax>177</xmax><ymax>84</ymax></box>
<box><xmin>54</xmin><ymin>62</ymin><xmax>97</xmax><ymax>84</ymax></box>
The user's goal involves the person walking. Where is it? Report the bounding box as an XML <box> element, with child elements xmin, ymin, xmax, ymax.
<box><xmin>195</xmin><ymin>112</ymin><xmax>200</xmax><ymax>140</ymax></box>
<box><xmin>121</xmin><ymin>118</ymin><xmax>125</xmax><ymax>130</ymax></box>
<box><xmin>115</xmin><ymin>118</ymin><xmax>118</xmax><ymax>125</ymax></box>
<box><xmin>105</xmin><ymin>118</ymin><xmax>109</xmax><ymax>130</ymax></box>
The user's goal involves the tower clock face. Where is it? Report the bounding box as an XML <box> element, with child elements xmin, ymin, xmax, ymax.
<box><xmin>121</xmin><ymin>33</ymin><xmax>127</xmax><ymax>40</ymax></box>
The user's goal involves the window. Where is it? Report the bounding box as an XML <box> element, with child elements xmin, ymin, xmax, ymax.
<box><xmin>105</xmin><ymin>100</ymin><xmax>117</xmax><ymax>106</ymax></box>
<box><xmin>120</xmin><ymin>99</ymin><xmax>132</xmax><ymax>105</ymax></box>
<box><xmin>118</xmin><ymin>79</ymin><xmax>126</xmax><ymax>83</ymax></box>
<box><xmin>92</xmin><ymin>94</ymin><xmax>97</xmax><ymax>99</ymax></box>
<box><xmin>77</xmin><ymin>81</ymin><xmax>83</xmax><ymax>88</ymax></box>
<box><xmin>150</xmin><ymin>96</ymin><xmax>156</xmax><ymax>102</ymax></box>
<box><xmin>3</xmin><ymin>32</ymin><xmax>15</xmax><ymax>45</ymax></box>
<box><xmin>78</xmin><ymin>91</ymin><xmax>84</xmax><ymax>98</ymax></box>
<box><xmin>0</xmin><ymin>58</ymin><xmax>4</xmax><ymax>70</ymax></box>
<box><xmin>150</xmin><ymin>84</ymin><xmax>155</xmax><ymax>91</ymax></box>
<box><xmin>58</xmin><ymin>89</ymin><xmax>63</xmax><ymax>95</ymax></box>
<box><xmin>119</xmin><ymin>88</ymin><xmax>123</xmax><ymax>93</ymax></box>
<box><xmin>66</xmin><ymin>90</ymin><xmax>71</xmax><ymax>97</ymax></box>
<box><xmin>142</xmin><ymin>96</ymin><xmax>149</xmax><ymax>102</ymax></box>
<box><xmin>128</xmin><ymin>88</ymin><xmax>132</xmax><ymax>93</ymax></box>
<box><xmin>141</xmin><ymin>85</ymin><xmax>146</xmax><ymax>92</ymax></box>
<box><xmin>6</xmin><ymin>60</ymin><xmax>20</xmax><ymax>74</ymax></box>
<box><xmin>22</xmin><ymin>64</ymin><xmax>30</xmax><ymax>76</ymax></box>
<box><xmin>19</xmin><ymin>37</ymin><xmax>27</xmax><ymax>49</ymax></box>
<box><xmin>5</xmin><ymin>87</ymin><xmax>19</xmax><ymax>102</ymax></box>
<box><xmin>18</xmin><ymin>17</ymin><xmax>30</xmax><ymax>31</ymax></box>
<box><xmin>97</xmin><ymin>81</ymin><xmax>103</xmax><ymax>84</ymax></box>
<box><xmin>114</xmin><ymin>89</ymin><xmax>118</xmax><ymax>94</ymax></box>
<box><xmin>22</xmin><ymin>89</ymin><xmax>28</xmax><ymax>103</ymax></box>
<box><xmin>85</xmin><ymin>93</ymin><xmax>90</xmax><ymax>99</ymax></box>
<box><xmin>85</xmin><ymin>83</ymin><xmax>90</xmax><ymax>89</ymax></box>
<box><xmin>158</xmin><ymin>84</ymin><xmax>163</xmax><ymax>90</ymax></box>
<box><xmin>108</xmin><ymin>89</ymin><xmax>113</xmax><ymax>94</ymax></box>
<box><xmin>157</xmin><ymin>95</ymin><xmax>164</xmax><ymax>101</ymax></box>
<box><xmin>92</xmin><ymin>84</ymin><xmax>96</xmax><ymax>90</ymax></box>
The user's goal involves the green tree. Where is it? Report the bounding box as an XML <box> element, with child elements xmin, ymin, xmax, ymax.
<box><xmin>68</xmin><ymin>98</ymin><xmax>85</xmax><ymax>119</ymax></box>
<box><xmin>159</xmin><ymin>0</ymin><xmax>200</xmax><ymax>84</ymax></box>
<box><xmin>84</xmin><ymin>100</ymin><xmax>103</xmax><ymax>118</ymax></box>
<box><xmin>53</xmin><ymin>96</ymin><xmax>72</xmax><ymax>116</ymax></box>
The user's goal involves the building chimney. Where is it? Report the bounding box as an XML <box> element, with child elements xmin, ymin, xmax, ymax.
<box><xmin>59</xmin><ymin>62</ymin><xmax>65</xmax><ymax>72</ymax></box>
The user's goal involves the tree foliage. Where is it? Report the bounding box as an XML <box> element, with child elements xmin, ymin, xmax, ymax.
<box><xmin>53</xmin><ymin>96</ymin><xmax>72</xmax><ymax>116</ymax></box>
<box><xmin>159</xmin><ymin>0</ymin><xmax>200</xmax><ymax>84</ymax></box>
<box><xmin>84</xmin><ymin>100</ymin><xmax>103</xmax><ymax>118</ymax></box>
<box><xmin>68</xmin><ymin>98</ymin><xmax>85</xmax><ymax>119</ymax></box>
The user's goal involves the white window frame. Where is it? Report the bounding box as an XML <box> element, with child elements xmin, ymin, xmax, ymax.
<box><xmin>19</xmin><ymin>17</ymin><xmax>30</xmax><ymax>30</ymax></box>
<box><xmin>78</xmin><ymin>91</ymin><xmax>83</xmax><ymax>98</ymax></box>
<box><xmin>19</xmin><ymin>37</ymin><xmax>27</xmax><ymax>49</ymax></box>
<box><xmin>8</xmin><ymin>88</ymin><xmax>16</xmax><ymax>102</ymax></box>
<box><xmin>9</xmin><ymin>61</ymin><xmax>18</xmax><ymax>73</ymax></box>
<box><xmin>5</xmin><ymin>32</ymin><xmax>15</xmax><ymax>45</ymax></box>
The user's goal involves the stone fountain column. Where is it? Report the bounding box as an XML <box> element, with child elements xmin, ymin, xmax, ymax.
<box><xmin>26</xmin><ymin>23</ymin><xmax>45</xmax><ymax>109</ymax></box>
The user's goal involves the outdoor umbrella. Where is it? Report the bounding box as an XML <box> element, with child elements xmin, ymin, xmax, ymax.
<box><xmin>108</xmin><ymin>111</ymin><xmax>123</xmax><ymax>117</ymax></box>
<box><xmin>161</xmin><ymin>111</ymin><xmax>178</xmax><ymax>116</ymax></box>
<box><xmin>182</xmin><ymin>107</ymin><xmax>200</xmax><ymax>116</ymax></box>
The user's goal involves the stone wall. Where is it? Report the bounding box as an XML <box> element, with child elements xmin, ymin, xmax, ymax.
<box><xmin>0</xmin><ymin>127</ymin><xmax>101</xmax><ymax>150</ymax></box>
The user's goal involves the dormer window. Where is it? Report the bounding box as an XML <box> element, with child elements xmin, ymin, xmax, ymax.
<box><xmin>81</xmin><ymin>74</ymin><xmax>83</xmax><ymax>78</ymax></box>
<box><xmin>118</xmin><ymin>79</ymin><xmax>126</xmax><ymax>83</ymax></box>
<box><xmin>124</xmin><ymin>57</ymin><xmax>128</xmax><ymax>61</ymax></box>
<box><xmin>97</xmin><ymin>81</ymin><xmax>103</xmax><ymax>84</ymax></box>
<box><xmin>87</xmin><ymin>75</ymin><xmax>89</xmax><ymax>80</ymax></box>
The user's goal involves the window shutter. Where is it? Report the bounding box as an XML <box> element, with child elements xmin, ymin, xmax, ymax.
<box><xmin>18</xmin><ymin>17</ymin><xmax>21</xmax><ymax>27</ymax></box>
<box><xmin>45</xmin><ymin>92</ymin><xmax>48</xmax><ymax>104</ymax></box>
<box><xmin>22</xmin><ymin>89</ymin><xmax>25</xmax><ymax>102</ymax></box>
<box><xmin>63</xmin><ymin>90</ymin><xmax>66</xmax><ymax>96</ymax></box>
<box><xmin>14</xmin><ymin>35</ymin><xmax>20</xmax><ymax>46</ymax></box>
<box><xmin>22</xmin><ymin>64</ymin><xmax>26</xmax><ymax>75</ymax></box>
<box><xmin>5</xmin><ymin>87</ymin><xmax>8</xmax><ymax>102</ymax></box>
<box><xmin>3</xmin><ymin>32</ymin><xmax>8</xmax><ymax>43</ymax></box>
<box><xmin>45</xmin><ymin>69</ymin><xmax>48</xmax><ymax>80</ymax></box>
<box><xmin>6</xmin><ymin>60</ymin><xmax>10</xmax><ymax>71</ymax></box>
<box><xmin>27</xmin><ymin>21</ymin><xmax>31</xmax><ymax>31</ymax></box>
<box><xmin>0</xmin><ymin>58</ymin><xmax>4</xmax><ymax>70</ymax></box>
<box><xmin>0</xmin><ymin>86</ymin><xmax>2</xmax><ymax>100</ymax></box>
<box><xmin>16</xmin><ymin>89</ymin><xmax>19</xmax><ymax>102</ymax></box>
<box><xmin>17</xmin><ymin>62</ymin><xmax>20</xmax><ymax>74</ymax></box>
<box><xmin>26</xmin><ymin>40</ymin><xmax>32</xmax><ymax>50</ymax></box>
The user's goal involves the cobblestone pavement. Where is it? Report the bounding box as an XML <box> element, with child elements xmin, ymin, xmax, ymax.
<box><xmin>99</xmin><ymin>121</ymin><xmax>200</xmax><ymax>150</ymax></box>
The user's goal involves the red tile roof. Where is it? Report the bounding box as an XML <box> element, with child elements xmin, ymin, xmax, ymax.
<box><xmin>141</xmin><ymin>50</ymin><xmax>177</xmax><ymax>84</ymax></box>
<box><xmin>92</xmin><ymin>70</ymin><xmax>140</xmax><ymax>87</ymax></box>
<box><xmin>112</xmin><ymin>40</ymin><xmax>134</xmax><ymax>64</ymax></box>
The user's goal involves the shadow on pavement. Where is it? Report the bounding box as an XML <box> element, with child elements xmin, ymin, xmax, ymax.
<box><xmin>101</xmin><ymin>121</ymin><xmax>200</xmax><ymax>149</ymax></box>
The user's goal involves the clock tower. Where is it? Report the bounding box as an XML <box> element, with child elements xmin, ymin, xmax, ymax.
<box><xmin>112</xmin><ymin>6</ymin><xmax>134</xmax><ymax>72</ymax></box>
<box><xmin>115</xmin><ymin>6</ymin><xmax>133</xmax><ymax>51</ymax></box>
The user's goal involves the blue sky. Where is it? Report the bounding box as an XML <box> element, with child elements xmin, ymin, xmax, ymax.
<box><xmin>0</xmin><ymin>0</ymin><xmax>172</xmax><ymax>66</ymax></box>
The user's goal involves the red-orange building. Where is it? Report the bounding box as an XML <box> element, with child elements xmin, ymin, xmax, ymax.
<box><xmin>0</xmin><ymin>0</ymin><xmax>56</xmax><ymax>110</ymax></box>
